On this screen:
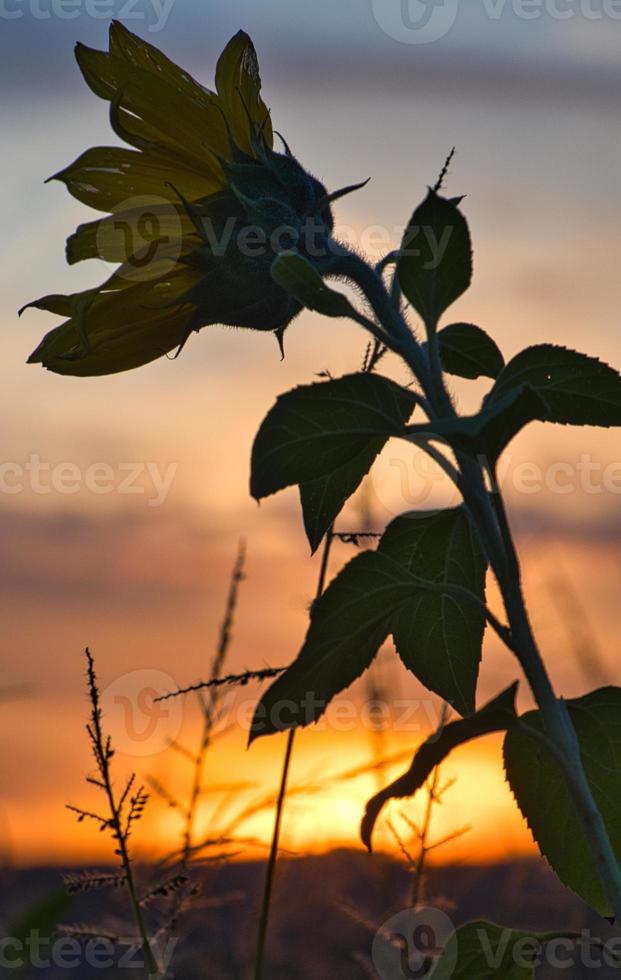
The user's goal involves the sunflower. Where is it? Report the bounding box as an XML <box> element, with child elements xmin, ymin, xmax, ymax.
<box><xmin>23</xmin><ymin>22</ymin><xmax>336</xmax><ymax>375</ymax></box>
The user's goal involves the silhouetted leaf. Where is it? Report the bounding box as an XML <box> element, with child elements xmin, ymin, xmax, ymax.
<box><xmin>504</xmin><ymin>687</ymin><xmax>621</xmax><ymax>917</ymax></box>
<box><xmin>397</xmin><ymin>190</ymin><xmax>472</xmax><ymax>326</ymax></box>
<box><xmin>431</xmin><ymin>921</ymin><xmax>578</xmax><ymax>980</ymax></box>
<box><xmin>449</xmin><ymin>384</ymin><xmax>545</xmax><ymax>463</ymax></box>
<box><xmin>271</xmin><ymin>252</ymin><xmax>359</xmax><ymax>319</ymax></box>
<box><xmin>250</xmin><ymin>373</ymin><xmax>417</xmax><ymax>551</ymax></box>
<box><xmin>362</xmin><ymin>683</ymin><xmax>518</xmax><ymax>849</ymax></box>
<box><xmin>249</xmin><ymin>550</ymin><xmax>401</xmax><ymax>743</ymax></box>
<box><xmin>250</xmin><ymin>508</ymin><xmax>487</xmax><ymax>741</ymax></box>
<box><xmin>438</xmin><ymin>322</ymin><xmax>504</xmax><ymax>380</ymax></box>
<box><xmin>299</xmin><ymin>467</ymin><xmax>369</xmax><ymax>554</ymax></box>
<box><xmin>378</xmin><ymin>508</ymin><xmax>487</xmax><ymax>715</ymax></box>
<box><xmin>407</xmin><ymin>345</ymin><xmax>621</xmax><ymax>465</ymax></box>
<box><xmin>487</xmin><ymin>344</ymin><xmax>621</xmax><ymax>430</ymax></box>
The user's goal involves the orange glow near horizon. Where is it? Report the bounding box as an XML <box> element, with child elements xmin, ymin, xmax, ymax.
<box><xmin>7</xmin><ymin>724</ymin><xmax>534</xmax><ymax>868</ymax></box>
<box><xmin>2</xmin><ymin>528</ymin><xmax>618</xmax><ymax>871</ymax></box>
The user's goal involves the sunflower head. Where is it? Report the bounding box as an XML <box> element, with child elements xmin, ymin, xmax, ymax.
<box><xmin>23</xmin><ymin>23</ymin><xmax>337</xmax><ymax>376</ymax></box>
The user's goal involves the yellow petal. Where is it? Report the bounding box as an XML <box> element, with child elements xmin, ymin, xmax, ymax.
<box><xmin>28</xmin><ymin>267</ymin><xmax>202</xmax><ymax>376</ymax></box>
<box><xmin>76</xmin><ymin>23</ymin><xmax>231</xmax><ymax>168</ymax></box>
<box><xmin>66</xmin><ymin>206</ymin><xmax>198</xmax><ymax>266</ymax></box>
<box><xmin>109</xmin><ymin>20</ymin><xmax>210</xmax><ymax>92</ymax></box>
<box><xmin>20</xmin><ymin>288</ymin><xmax>102</xmax><ymax>319</ymax></box>
<box><xmin>50</xmin><ymin>145</ymin><xmax>223</xmax><ymax>213</ymax></box>
<box><xmin>215</xmin><ymin>31</ymin><xmax>273</xmax><ymax>154</ymax></box>
<box><xmin>75</xmin><ymin>42</ymin><xmax>161</xmax><ymax>148</ymax></box>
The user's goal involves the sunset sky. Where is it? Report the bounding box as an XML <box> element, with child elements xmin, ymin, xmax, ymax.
<box><xmin>2</xmin><ymin>1</ymin><xmax>621</xmax><ymax>869</ymax></box>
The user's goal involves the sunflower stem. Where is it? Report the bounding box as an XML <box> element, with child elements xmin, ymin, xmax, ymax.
<box><xmin>343</xmin><ymin>250</ymin><xmax>621</xmax><ymax>922</ymax></box>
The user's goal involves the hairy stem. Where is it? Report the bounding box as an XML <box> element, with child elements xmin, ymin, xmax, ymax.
<box><xmin>448</xmin><ymin>387</ymin><xmax>621</xmax><ymax>923</ymax></box>
<box><xmin>344</xmin><ymin>253</ymin><xmax>621</xmax><ymax>920</ymax></box>
<box><xmin>487</xmin><ymin>482</ymin><xmax>621</xmax><ymax>918</ymax></box>
<box><xmin>323</xmin><ymin>247</ymin><xmax>432</xmax><ymax>393</ymax></box>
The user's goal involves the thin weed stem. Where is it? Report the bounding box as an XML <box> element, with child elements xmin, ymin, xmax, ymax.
<box><xmin>71</xmin><ymin>649</ymin><xmax>161</xmax><ymax>978</ymax></box>
<box><xmin>252</xmin><ymin>525</ymin><xmax>335</xmax><ymax>980</ymax></box>
<box><xmin>183</xmin><ymin>541</ymin><xmax>246</xmax><ymax>861</ymax></box>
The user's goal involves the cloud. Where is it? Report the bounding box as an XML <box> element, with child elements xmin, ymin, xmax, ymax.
<box><xmin>0</xmin><ymin>504</ymin><xmax>222</xmax><ymax>604</ymax></box>
<box><xmin>506</xmin><ymin>501</ymin><xmax>621</xmax><ymax>547</ymax></box>
<box><xmin>3</xmin><ymin>3</ymin><xmax>621</xmax><ymax>106</ymax></box>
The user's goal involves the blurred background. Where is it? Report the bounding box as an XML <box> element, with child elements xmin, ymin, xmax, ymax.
<box><xmin>1</xmin><ymin>0</ymin><xmax>621</xmax><ymax>888</ymax></box>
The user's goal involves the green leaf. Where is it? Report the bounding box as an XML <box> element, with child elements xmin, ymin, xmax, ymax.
<box><xmin>378</xmin><ymin>508</ymin><xmax>488</xmax><ymax>716</ymax></box>
<box><xmin>504</xmin><ymin>687</ymin><xmax>621</xmax><ymax>917</ymax></box>
<box><xmin>397</xmin><ymin>190</ymin><xmax>472</xmax><ymax>326</ymax></box>
<box><xmin>250</xmin><ymin>373</ymin><xmax>417</xmax><ymax>552</ymax></box>
<box><xmin>441</xmin><ymin>385</ymin><xmax>546</xmax><ymax>464</ymax></box>
<box><xmin>300</xmin><ymin>463</ymin><xmax>371</xmax><ymax>554</ymax></box>
<box><xmin>250</xmin><ymin>507</ymin><xmax>487</xmax><ymax>741</ymax></box>
<box><xmin>438</xmin><ymin>322</ymin><xmax>505</xmax><ymax>380</ymax></box>
<box><xmin>419</xmin><ymin>344</ymin><xmax>621</xmax><ymax>462</ymax></box>
<box><xmin>474</xmin><ymin>385</ymin><xmax>548</xmax><ymax>462</ymax></box>
<box><xmin>361</xmin><ymin>683</ymin><xmax>518</xmax><ymax>850</ymax></box>
<box><xmin>487</xmin><ymin>344</ymin><xmax>621</xmax><ymax>429</ymax></box>
<box><xmin>271</xmin><ymin>252</ymin><xmax>359</xmax><ymax>319</ymax></box>
<box><xmin>431</xmin><ymin>921</ymin><xmax>574</xmax><ymax>980</ymax></box>
<box><xmin>249</xmin><ymin>550</ymin><xmax>400</xmax><ymax>743</ymax></box>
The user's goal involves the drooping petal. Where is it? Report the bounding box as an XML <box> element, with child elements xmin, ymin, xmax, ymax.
<box><xmin>49</xmin><ymin>146</ymin><xmax>223</xmax><ymax>213</ymax></box>
<box><xmin>66</xmin><ymin>205</ymin><xmax>197</xmax><ymax>266</ymax></box>
<box><xmin>27</xmin><ymin>268</ymin><xmax>203</xmax><ymax>376</ymax></box>
<box><xmin>20</xmin><ymin>288</ymin><xmax>102</xmax><ymax>319</ymax></box>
